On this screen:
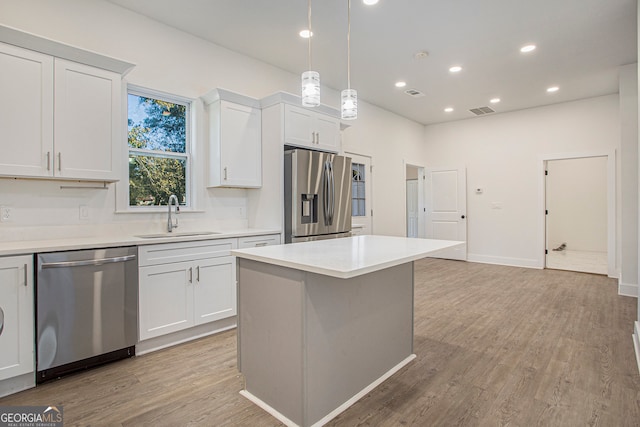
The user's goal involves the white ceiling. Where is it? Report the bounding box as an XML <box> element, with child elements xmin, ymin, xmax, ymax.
<box><xmin>107</xmin><ymin>0</ymin><xmax>637</xmax><ymax>125</ymax></box>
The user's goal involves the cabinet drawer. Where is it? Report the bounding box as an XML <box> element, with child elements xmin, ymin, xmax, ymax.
<box><xmin>139</xmin><ymin>239</ymin><xmax>237</xmax><ymax>266</ymax></box>
<box><xmin>237</xmin><ymin>234</ymin><xmax>281</xmax><ymax>249</ymax></box>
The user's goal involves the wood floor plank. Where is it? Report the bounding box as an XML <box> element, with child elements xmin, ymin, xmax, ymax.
<box><xmin>2</xmin><ymin>258</ymin><xmax>639</xmax><ymax>426</ymax></box>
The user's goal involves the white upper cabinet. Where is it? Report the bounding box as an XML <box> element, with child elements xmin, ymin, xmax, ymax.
<box><xmin>54</xmin><ymin>59</ymin><xmax>121</xmax><ymax>181</ymax></box>
<box><xmin>204</xmin><ymin>89</ymin><xmax>262</xmax><ymax>188</ymax></box>
<box><xmin>0</xmin><ymin>43</ymin><xmax>53</xmax><ymax>178</ymax></box>
<box><xmin>284</xmin><ymin>104</ymin><xmax>340</xmax><ymax>152</ymax></box>
<box><xmin>0</xmin><ymin>30</ymin><xmax>132</xmax><ymax>182</ymax></box>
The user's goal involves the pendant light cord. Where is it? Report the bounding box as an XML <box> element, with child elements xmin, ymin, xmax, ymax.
<box><xmin>308</xmin><ymin>0</ymin><xmax>312</xmax><ymax>71</ymax></box>
<box><xmin>347</xmin><ymin>0</ymin><xmax>351</xmax><ymax>89</ymax></box>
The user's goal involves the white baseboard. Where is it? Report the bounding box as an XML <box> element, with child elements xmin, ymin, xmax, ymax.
<box><xmin>136</xmin><ymin>316</ymin><xmax>236</xmax><ymax>355</ymax></box>
<box><xmin>240</xmin><ymin>354</ymin><xmax>417</xmax><ymax>427</ymax></box>
<box><xmin>0</xmin><ymin>372</ymin><xmax>35</xmax><ymax>398</ymax></box>
<box><xmin>618</xmin><ymin>282</ymin><xmax>638</xmax><ymax>297</ymax></box>
<box><xmin>633</xmin><ymin>322</ymin><xmax>640</xmax><ymax>375</ymax></box>
<box><xmin>467</xmin><ymin>253</ymin><xmax>540</xmax><ymax>269</ymax></box>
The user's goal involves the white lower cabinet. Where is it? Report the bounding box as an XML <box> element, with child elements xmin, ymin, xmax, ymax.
<box><xmin>0</xmin><ymin>255</ymin><xmax>34</xmax><ymax>383</ymax></box>
<box><xmin>138</xmin><ymin>239</ymin><xmax>237</xmax><ymax>341</ymax></box>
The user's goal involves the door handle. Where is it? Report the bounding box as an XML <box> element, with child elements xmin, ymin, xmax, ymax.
<box><xmin>224</xmin><ymin>167</ymin><xmax>228</xmax><ymax>180</ymax></box>
<box><xmin>57</xmin><ymin>152</ymin><xmax>62</xmax><ymax>172</ymax></box>
<box><xmin>188</xmin><ymin>267</ymin><xmax>193</xmax><ymax>283</ymax></box>
<box><xmin>24</xmin><ymin>263</ymin><xmax>28</xmax><ymax>287</ymax></box>
<box><xmin>196</xmin><ymin>265</ymin><xmax>200</xmax><ymax>282</ymax></box>
<box><xmin>0</xmin><ymin>306</ymin><xmax>4</xmax><ymax>336</ymax></box>
<box><xmin>46</xmin><ymin>152</ymin><xmax>51</xmax><ymax>171</ymax></box>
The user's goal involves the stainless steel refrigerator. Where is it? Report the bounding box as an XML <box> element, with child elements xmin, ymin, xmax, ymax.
<box><xmin>285</xmin><ymin>148</ymin><xmax>352</xmax><ymax>243</ymax></box>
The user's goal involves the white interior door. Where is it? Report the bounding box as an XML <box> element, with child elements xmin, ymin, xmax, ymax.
<box><xmin>425</xmin><ymin>167</ymin><xmax>467</xmax><ymax>260</ymax></box>
<box><xmin>406</xmin><ymin>180</ymin><xmax>419</xmax><ymax>237</ymax></box>
<box><xmin>346</xmin><ymin>153</ymin><xmax>373</xmax><ymax>235</ymax></box>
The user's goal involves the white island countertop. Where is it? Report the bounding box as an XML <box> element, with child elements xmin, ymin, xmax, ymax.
<box><xmin>232</xmin><ymin>235</ymin><xmax>463</xmax><ymax>279</ymax></box>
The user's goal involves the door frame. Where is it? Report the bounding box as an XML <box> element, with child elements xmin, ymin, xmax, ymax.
<box><xmin>404</xmin><ymin>162</ymin><xmax>426</xmax><ymax>238</ymax></box>
<box><xmin>538</xmin><ymin>150</ymin><xmax>616</xmax><ymax>277</ymax></box>
<box><xmin>345</xmin><ymin>151</ymin><xmax>373</xmax><ymax>235</ymax></box>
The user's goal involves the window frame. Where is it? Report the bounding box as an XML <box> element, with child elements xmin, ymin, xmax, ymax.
<box><xmin>116</xmin><ymin>84</ymin><xmax>196</xmax><ymax>213</ymax></box>
<box><xmin>352</xmin><ymin>162</ymin><xmax>367</xmax><ymax>217</ymax></box>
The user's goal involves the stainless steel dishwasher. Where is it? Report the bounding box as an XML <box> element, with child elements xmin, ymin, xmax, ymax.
<box><xmin>36</xmin><ymin>246</ymin><xmax>138</xmax><ymax>383</ymax></box>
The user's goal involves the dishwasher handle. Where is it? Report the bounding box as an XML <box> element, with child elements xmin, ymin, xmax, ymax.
<box><xmin>40</xmin><ymin>254</ymin><xmax>136</xmax><ymax>269</ymax></box>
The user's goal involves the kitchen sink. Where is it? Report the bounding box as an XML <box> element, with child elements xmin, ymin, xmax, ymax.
<box><xmin>135</xmin><ymin>231</ymin><xmax>222</xmax><ymax>239</ymax></box>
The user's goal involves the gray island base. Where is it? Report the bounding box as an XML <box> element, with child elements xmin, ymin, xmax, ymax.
<box><xmin>233</xmin><ymin>236</ymin><xmax>462</xmax><ymax>427</ymax></box>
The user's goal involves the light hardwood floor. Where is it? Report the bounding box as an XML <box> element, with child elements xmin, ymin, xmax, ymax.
<box><xmin>2</xmin><ymin>259</ymin><xmax>639</xmax><ymax>426</ymax></box>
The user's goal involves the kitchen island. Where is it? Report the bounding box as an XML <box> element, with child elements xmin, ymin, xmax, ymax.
<box><xmin>232</xmin><ymin>235</ymin><xmax>462</xmax><ymax>427</ymax></box>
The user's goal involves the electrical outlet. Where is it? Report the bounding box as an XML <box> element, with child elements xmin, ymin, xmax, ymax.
<box><xmin>0</xmin><ymin>206</ymin><xmax>11</xmax><ymax>222</ymax></box>
<box><xmin>79</xmin><ymin>205</ymin><xmax>89</xmax><ymax>220</ymax></box>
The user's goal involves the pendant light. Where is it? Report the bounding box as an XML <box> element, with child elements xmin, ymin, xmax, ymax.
<box><xmin>301</xmin><ymin>0</ymin><xmax>320</xmax><ymax>107</ymax></box>
<box><xmin>341</xmin><ymin>0</ymin><xmax>357</xmax><ymax>120</ymax></box>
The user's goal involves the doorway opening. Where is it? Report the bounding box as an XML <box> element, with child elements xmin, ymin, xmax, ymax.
<box><xmin>544</xmin><ymin>156</ymin><xmax>609</xmax><ymax>275</ymax></box>
<box><xmin>406</xmin><ymin>165</ymin><xmax>420</xmax><ymax>237</ymax></box>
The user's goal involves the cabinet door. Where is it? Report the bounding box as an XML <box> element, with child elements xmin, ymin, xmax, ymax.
<box><xmin>139</xmin><ymin>262</ymin><xmax>194</xmax><ymax>340</ymax></box>
<box><xmin>193</xmin><ymin>256</ymin><xmax>236</xmax><ymax>325</ymax></box>
<box><xmin>0</xmin><ymin>255</ymin><xmax>34</xmax><ymax>381</ymax></box>
<box><xmin>0</xmin><ymin>43</ymin><xmax>53</xmax><ymax>178</ymax></box>
<box><xmin>219</xmin><ymin>101</ymin><xmax>262</xmax><ymax>187</ymax></box>
<box><xmin>54</xmin><ymin>59</ymin><xmax>121</xmax><ymax>181</ymax></box>
<box><xmin>314</xmin><ymin>114</ymin><xmax>341</xmax><ymax>152</ymax></box>
<box><xmin>284</xmin><ymin>104</ymin><xmax>314</xmax><ymax>148</ymax></box>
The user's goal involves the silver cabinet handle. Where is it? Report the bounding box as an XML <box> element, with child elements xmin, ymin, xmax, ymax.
<box><xmin>57</xmin><ymin>152</ymin><xmax>62</xmax><ymax>172</ymax></box>
<box><xmin>46</xmin><ymin>152</ymin><xmax>51</xmax><ymax>171</ymax></box>
<box><xmin>23</xmin><ymin>263</ymin><xmax>27</xmax><ymax>287</ymax></box>
<box><xmin>316</xmin><ymin>132</ymin><xmax>320</xmax><ymax>144</ymax></box>
<box><xmin>0</xmin><ymin>306</ymin><xmax>4</xmax><ymax>336</ymax></box>
<box><xmin>255</xmin><ymin>242</ymin><xmax>268</xmax><ymax>247</ymax></box>
<box><xmin>196</xmin><ymin>265</ymin><xmax>200</xmax><ymax>282</ymax></box>
<box><xmin>188</xmin><ymin>267</ymin><xmax>193</xmax><ymax>283</ymax></box>
<box><xmin>224</xmin><ymin>167</ymin><xmax>228</xmax><ymax>180</ymax></box>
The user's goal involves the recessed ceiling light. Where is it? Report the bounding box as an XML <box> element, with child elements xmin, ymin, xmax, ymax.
<box><xmin>299</xmin><ymin>29</ymin><xmax>313</xmax><ymax>38</ymax></box>
<box><xmin>395</xmin><ymin>81</ymin><xmax>407</xmax><ymax>88</ymax></box>
<box><xmin>444</xmin><ymin>107</ymin><xmax>454</xmax><ymax>113</ymax></box>
<box><xmin>490</xmin><ymin>98</ymin><xmax>501</xmax><ymax>104</ymax></box>
<box><xmin>363</xmin><ymin>0</ymin><xmax>379</xmax><ymax>5</ymax></box>
<box><xmin>520</xmin><ymin>44</ymin><xmax>536</xmax><ymax>53</ymax></box>
<box><xmin>449</xmin><ymin>66</ymin><xmax>462</xmax><ymax>73</ymax></box>
<box><xmin>547</xmin><ymin>86</ymin><xmax>559</xmax><ymax>93</ymax></box>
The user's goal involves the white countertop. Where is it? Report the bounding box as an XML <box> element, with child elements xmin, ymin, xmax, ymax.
<box><xmin>232</xmin><ymin>235</ymin><xmax>463</xmax><ymax>279</ymax></box>
<box><xmin>0</xmin><ymin>228</ymin><xmax>281</xmax><ymax>257</ymax></box>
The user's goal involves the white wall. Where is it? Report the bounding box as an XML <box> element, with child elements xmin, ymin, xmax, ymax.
<box><xmin>423</xmin><ymin>95</ymin><xmax>620</xmax><ymax>269</ymax></box>
<box><xmin>0</xmin><ymin>0</ymin><xmax>424</xmax><ymax>240</ymax></box>
<box><xmin>619</xmin><ymin>63</ymin><xmax>638</xmax><ymax>296</ymax></box>
<box><xmin>546</xmin><ymin>157</ymin><xmax>608</xmax><ymax>253</ymax></box>
<box><xmin>342</xmin><ymin>102</ymin><xmax>425</xmax><ymax>236</ymax></box>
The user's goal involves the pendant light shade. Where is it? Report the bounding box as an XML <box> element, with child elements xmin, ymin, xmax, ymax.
<box><xmin>341</xmin><ymin>88</ymin><xmax>357</xmax><ymax>120</ymax></box>
<box><xmin>301</xmin><ymin>0</ymin><xmax>320</xmax><ymax>107</ymax></box>
<box><xmin>341</xmin><ymin>0</ymin><xmax>357</xmax><ymax>120</ymax></box>
<box><xmin>302</xmin><ymin>71</ymin><xmax>320</xmax><ymax>107</ymax></box>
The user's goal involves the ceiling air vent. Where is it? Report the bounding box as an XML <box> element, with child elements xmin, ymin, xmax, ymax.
<box><xmin>404</xmin><ymin>88</ymin><xmax>425</xmax><ymax>98</ymax></box>
<box><xmin>469</xmin><ymin>106</ymin><xmax>495</xmax><ymax>116</ymax></box>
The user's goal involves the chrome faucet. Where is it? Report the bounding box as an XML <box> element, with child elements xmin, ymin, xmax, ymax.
<box><xmin>167</xmin><ymin>194</ymin><xmax>179</xmax><ymax>232</ymax></box>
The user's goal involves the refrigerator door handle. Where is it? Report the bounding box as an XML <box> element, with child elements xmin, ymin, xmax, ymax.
<box><xmin>329</xmin><ymin>162</ymin><xmax>335</xmax><ymax>225</ymax></box>
<box><xmin>323</xmin><ymin>161</ymin><xmax>331</xmax><ymax>226</ymax></box>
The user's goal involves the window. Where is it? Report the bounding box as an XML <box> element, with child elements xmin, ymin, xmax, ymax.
<box><xmin>352</xmin><ymin>162</ymin><xmax>366</xmax><ymax>216</ymax></box>
<box><xmin>127</xmin><ymin>89</ymin><xmax>191</xmax><ymax>207</ymax></box>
